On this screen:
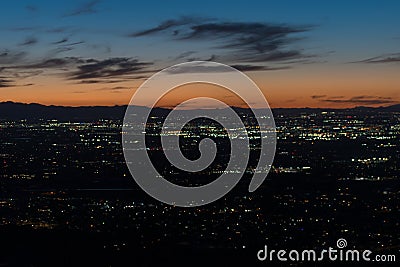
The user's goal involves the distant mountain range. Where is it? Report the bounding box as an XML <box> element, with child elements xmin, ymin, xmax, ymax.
<box><xmin>0</xmin><ymin>101</ymin><xmax>399</xmax><ymax>121</ymax></box>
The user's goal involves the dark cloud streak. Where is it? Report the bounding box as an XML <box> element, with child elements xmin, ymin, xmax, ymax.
<box><xmin>0</xmin><ymin>78</ymin><xmax>14</xmax><ymax>88</ymax></box>
<box><xmin>64</xmin><ymin>0</ymin><xmax>101</xmax><ymax>17</ymax></box>
<box><xmin>174</xmin><ymin>51</ymin><xmax>196</xmax><ymax>61</ymax></box>
<box><xmin>352</xmin><ymin>53</ymin><xmax>400</xmax><ymax>64</ymax></box>
<box><xmin>231</xmin><ymin>64</ymin><xmax>290</xmax><ymax>71</ymax></box>
<box><xmin>311</xmin><ymin>95</ymin><xmax>327</xmax><ymax>99</ymax></box>
<box><xmin>130</xmin><ymin>18</ymin><xmax>314</xmax><ymax>66</ymax></box>
<box><xmin>320</xmin><ymin>95</ymin><xmax>396</xmax><ymax>105</ymax></box>
<box><xmin>3</xmin><ymin>54</ymin><xmax>155</xmax><ymax>83</ymax></box>
<box><xmin>9</xmin><ymin>57</ymin><xmax>85</xmax><ymax>69</ymax></box>
<box><xmin>19</xmin><ymin>36</ymin><xmax>38</xmax><ymax>46</ymax></box>
<box><xmin>52</xmin><ymin>38</ymin><xmax>69</xmax><ymax>45</ymax></box>
<box><xmin>69</xmin><ymin>57</ymin><xmax>153</xmax><ymax>80</ymax></box>
<box><xmin>130</xmin><ymin>17</ymin><xmax>206</xmax><ymax>37</ymax></box>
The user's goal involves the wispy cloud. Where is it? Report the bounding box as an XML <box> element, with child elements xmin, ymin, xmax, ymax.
<box><xmin>52</xmin><ymin>38</ymin><xmax>69</xmax><ymax>45</ymax></box>
<box><xmin>2</xmin><ymin>53</ymin><xmax>155</xmax><ymax>88</ymax></box>
<box><xmin>64</xmin><ymin>0</ymin><xmax>101</xmax><ymax>17</ymax></box>
<box><xmin>352</xmin><ymin>53</ymin><xmax>400</xmax><ymax>64</ymax></box>
<box><xmin>186</xmin><ymin>54</ymin><xmax>218</xmax><ymax>62</ymax></box>
<box><xmin>11</xmin><ymin>70</ymin><xmax>43</xmax><ymax>79</ymax></box>
<box><xmin>0</xmin><ymin>50</ymin><xmax>27</xmax><ymax>64</ymax></box>
<box><xmin>320</xmin><ymin>95</ymin><xmax>396</xmax><ymax>105</ymax></box>
<box><xmin>69</xmin><ymin>57</ymin><xmax>153</xmax><ymax>81</ymax></box>
<box><xmin>173</xmin><ymin>51</ymin><xmax>197</xmax><ymax>61</ymax></box>
<box><xmin>130</xmin><ymin>17</ymin><xmax>314</xmax><ymax>66</ymax></box>
<box><xmin>165</xmin><ymin>64</ymin><xmax>233</xmax><ymax>74</ymax></box>
<box><xmin>45</xmin><ymin>41</ymin><xmax>84</xmax><ymax>57</ymax></box>
<box><xmin>0</xmin><ymin>78</ymin><xmax>33</xmax><ymax>88</ymax></box>
<box><xmin>19</xmin><ymin>36</ymin><xmax>38</xmax><ymax>46</ymax></box>
<box><xmin>311</xmin><ymin>95</ymin><xmax>327</xmax><ymax>99</ymax></box>
<box><xmin>131</xmin><ymin>17</ymin><xmax>205</xmax><ymax>37</ymax></box>
<box><xmin>78</xmin><ymin>79</ymin><xmax>129</xmax><ymax>84</ymax></box>
<box><xmin>96</xmin><ymin>86</ymin><xmax>133</xmax><ymax>93</ymax></box>
<box><xmin>10</xmin><ymin>57</ymin><xmax>84</xmax><ymax>69</ymax></box>
<box><xmin>0</xmin><ymin>78</ymin><xmax>14</xmax><ymax>88</ymax></box>
<box><xmin>231</xmin><ymin>64</ymin><xmax>290</xmax><ymax>71</ymax></box>
<box><xmin>64</xmin><ymin>41</ymin><xmax>85</xmax><ymax>47</ymax></box>
<box><xmin>164</xmin><ymin>62</ymin><xmax>288</xmax><ymax>74</ymax></box>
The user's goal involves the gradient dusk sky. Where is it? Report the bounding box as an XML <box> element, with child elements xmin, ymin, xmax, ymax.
<box><xmin>0</xmin><ymin>0</ymin><xmax>399</xmax><ymax>108</ymax></box>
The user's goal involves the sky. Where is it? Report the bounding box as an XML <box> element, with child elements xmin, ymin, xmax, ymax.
<box><xmin>0</xmin><ymin>0</ymin><xmax>399</xmax><ymax>108</ymax></box>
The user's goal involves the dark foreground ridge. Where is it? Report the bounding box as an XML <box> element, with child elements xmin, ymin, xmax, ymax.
<box><xmin>0</xmin><ymin>101</ymin><xmax>399</xmax><ymax>121</ymax></box>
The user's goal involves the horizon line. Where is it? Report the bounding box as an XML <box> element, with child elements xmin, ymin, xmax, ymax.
<box><xmin>0</xmin><ymin>100</ymin><xmax>398</xmax><ymax>110</ymax></box>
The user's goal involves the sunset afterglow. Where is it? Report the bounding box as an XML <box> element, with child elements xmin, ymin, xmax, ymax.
<box><xmin>1</xmin><ymin>0</ymin><xmax>399</xmax><ymax>108</ymax></box>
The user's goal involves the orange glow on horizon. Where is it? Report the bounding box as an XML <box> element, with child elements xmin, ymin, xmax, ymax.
<box><xmin>1</xmin><ymin>65</ymin><xmax>399</xmax><ymax>108</ymax></box>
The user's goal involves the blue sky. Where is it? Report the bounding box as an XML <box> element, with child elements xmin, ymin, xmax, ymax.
<box><xmin>2</xmin><ymin>0</ymin><xmax>398</xmax><ymax>58</ymax></box>
<box><xmin>0</xmin><ymin>0</ymin><xmax>399</xmax><ymax>107</ymax></box>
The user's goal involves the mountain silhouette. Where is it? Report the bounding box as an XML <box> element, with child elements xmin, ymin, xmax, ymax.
<box><xmin>0</xmin><ymin>101</ymin><xmax>399</xmax><ymax>121</ymax></box>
